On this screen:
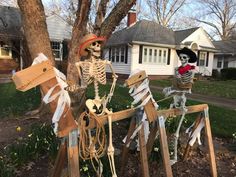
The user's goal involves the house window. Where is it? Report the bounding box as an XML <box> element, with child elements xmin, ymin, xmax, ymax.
<box><xmin>51</xmin><ymin>41</ymin><xmax>62</xmax><ymax>60</ymax></box>
<box><xmin>109</xmin><ymin>46</ymin><xmax>127</xmax><ymax>63</ymax></box>
<box><xmin>217</xmin><ymin>59</ymin><xmax>222</xmax><ymax>68</ymax></box>
<box><xmin>143</xmin><ymin>46</ymin><xmax>168</xmax><ymax>64</ymax></box>
<box><xmin>199</xmin><ymin>51</ymin><xmax>207</xmax><ymax>66</ymax></box>
<box><xmin>0</xmin><ymin>42</ymin><xmax>12</xmax><ymax>59</ymax></box>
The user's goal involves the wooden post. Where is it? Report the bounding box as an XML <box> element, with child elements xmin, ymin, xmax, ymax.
<box><xmin>51</xmin><ymin>139</ymin><xmax>67</xmax><ymax>177</ymax></box>
<box><xmin>67</xmin><ymin>130</ymin><xmax>80</xmax><ymax>177</ymax></box>
<box><xmin>120</xmin><ymin>117</ymin><xmax>136</xmax><ymax>175</ymax></box>
<box><xmin>158</xmin><ymin>116</ymin><xmax>173</xmax><ymax>177</ymax></box>
<box><xmin>203</xmin><ymin>108</ymin><xmax>217</xmax><ymax>177</ymax></box>
<box><xmin>138</xmin><ymin>124</ymin><xmax>150</xmax><ymax>177</ymax></box>
<box><xmin>146</xmin><ymin>121</ymin><xmax>158</xmax><ymax>157</ymax></box>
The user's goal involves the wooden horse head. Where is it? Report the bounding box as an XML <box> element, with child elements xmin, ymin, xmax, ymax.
<box><xmin>125</xmin><ymin>70</ymin><xmax>158</xmax><ymax>123</ymax></box>
<box><xmin>12</xmin><ymin>59</ymin><xmax>77</xmax><ymax>137</ymax></box>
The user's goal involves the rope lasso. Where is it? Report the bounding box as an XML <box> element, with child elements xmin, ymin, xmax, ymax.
<box><xmin>78</xmin><ymin>111</ymin><xmax>106</xmax><ymax>175</ymax></box>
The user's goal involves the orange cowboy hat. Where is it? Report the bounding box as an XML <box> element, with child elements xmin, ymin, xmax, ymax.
<box><xmin>79</xmin><ymin>33</ymin><xmax>106</xmax><ymax>56</ymax></box>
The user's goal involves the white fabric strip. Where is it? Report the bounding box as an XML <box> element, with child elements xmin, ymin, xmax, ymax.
<box><xmin>123</xmin><ymin>69</ymin><xmax>158</xmax><ymax>149</ymax></box>
<box><xmin>186</xmin><ymin>118</ymin><xmax>205</xmax><ymax>146</ymax></box>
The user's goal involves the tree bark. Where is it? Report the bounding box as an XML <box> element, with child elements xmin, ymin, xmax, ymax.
<box><xmin>94</xmin><ymin>0</ymin><xmax>109</xmax><ymax>35</ymax></box>
<box><xmin>67</xmin><ymin>0</ymin><xmax>92</xmax><ymax>83</ymax></box>
<box><xmin>99</xmin><ymin>0</ymin><xmax>136</xmax><ymax>38</ymax></box>
<box><xmin>17</xmin><ymin>0</ymin><xmax>55</xmax><ymax>65</ymax></box>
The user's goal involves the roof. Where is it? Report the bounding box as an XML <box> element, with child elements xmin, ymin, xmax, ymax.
<box><xmin>106</xmin><ymin>20</ymin><xmax>175</xmax><ymax>46</ymax></box>
<box><xmin>0</xmin><ymin>6</ymin><xmax>22</xmax><ymax>39</ymax></box>
<box><xmin>106</xmin><ymin>20</ymin><xmax>200</xmax><ymax>47</ymax></box>
<box><xmin>213</xmin><ymin>40</ymin><xmax>236</xmax><ymax>55</ymax></box>
<box><xmin>175</xmin><ymin>27</ymin><xmax>199</xmax><ymax>44</ymax></box>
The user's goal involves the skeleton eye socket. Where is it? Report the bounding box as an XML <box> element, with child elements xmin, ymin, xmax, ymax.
<box><xmin>92</xmin><ymin>42</ymin><xmax>97</xmax><ymax>46</ymax></box>
<box><xmin>181</xmin><ymin>56</ymin><xmax>188</xmax><ymax>60</ymax></box>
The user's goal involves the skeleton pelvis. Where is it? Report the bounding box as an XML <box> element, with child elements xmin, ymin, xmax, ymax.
<box><xmin>86</xmin><ymin>98</ymin><xmax>105</xmax><ymax>115</ymax></box>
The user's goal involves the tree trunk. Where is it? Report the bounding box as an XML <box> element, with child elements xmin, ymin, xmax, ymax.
<box><xmin>67</xmin><ymin>0</ymin><xmax>92</xmax><ymax>83</ymax></box>
<box><xmin>17</xmin><ymin>0</ymin><xmax>55</xmax><ymax>65</ymax></box>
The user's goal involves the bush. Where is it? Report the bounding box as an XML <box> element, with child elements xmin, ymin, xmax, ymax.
<box><xmin>212</xmin><ymin>69</ymin><xmax>221</xmax><ymax>79</ymax></box>
<box><xmin>221</xmin><ymin>68</ymin><xmax>236</xmax><ymax>80</ymax></box>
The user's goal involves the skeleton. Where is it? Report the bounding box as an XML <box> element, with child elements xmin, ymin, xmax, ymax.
<box><xmin>163</xmin><ymin>50</ymin><xmax>195</xmax><ymax>165</ymax></box>
<box><xmin>76</xmin><ymin>36</ymin><xmax>118</xmax><ymax>176</ymax></box>
<box><xmin>76</xmin><ymin>41</ymin><xmax>117</xmax><ymax>115</ymax></box>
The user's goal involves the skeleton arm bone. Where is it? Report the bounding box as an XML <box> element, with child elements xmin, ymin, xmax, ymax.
<box><xmin>75</xmin><ymin>62</ymin><xmax>87</xmax><ymax>88</ymax></box>
<box><xmin>106</xmin><ymin>61</ymin><xmax>118</xmax><ymax>102</ymax></box>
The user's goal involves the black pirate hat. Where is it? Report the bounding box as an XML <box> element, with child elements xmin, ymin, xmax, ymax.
<box><xmin>176</xmin><ymin>47</ymin><xmax>198</xmax><ymax>63</ymax></box>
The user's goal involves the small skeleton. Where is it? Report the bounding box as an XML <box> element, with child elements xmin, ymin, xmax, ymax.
<box><xmin>163</xmin><ymin>47</ymin><xmax>197</xmax><ymax>164</ymax></box>
<box><xmin>76</xmin><ymin>34</ymin><xmax>118</xmax><ymax>176</ymax></box>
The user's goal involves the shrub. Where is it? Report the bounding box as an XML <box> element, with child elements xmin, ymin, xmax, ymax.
<box><xmin>212</xmin><ymin>69</ymin><xmax>221</xmax><ymax>79</ymax></box>
<box><xmin>221</xmin><ymin>68</ymin><xmax>236</xmax><ymax>80</ymax></box>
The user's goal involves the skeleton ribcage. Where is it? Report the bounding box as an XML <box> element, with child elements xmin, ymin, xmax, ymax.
<box><xmin>93</xmin><ymin>61</ymin><xmax>106</xmax><ymax>85</ymax></box>
<box><xmin>80</xmin><ymin>60</ymin><xmax>107</xmax><ymax>85</ymax></box>
<box><xmin>180</xmin><ymin>71</ymin><xmax>193</xmax><ymax>84</ymax></box>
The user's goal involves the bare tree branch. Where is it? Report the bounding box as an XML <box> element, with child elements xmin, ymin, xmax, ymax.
<box><xmin>99</xmin><ymin>0</ymin><xmax>136</xmax><ymax>38</ymax></box>
<box><xmin>94</xmin><ymin>0</ymin><xmax>110</xmax><ymax>35</ymax></box>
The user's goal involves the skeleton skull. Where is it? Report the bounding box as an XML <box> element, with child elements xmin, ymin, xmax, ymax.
<box><xmin>179</xmin><ymin>54</ymin><xmax>189</xmax><ymax>66</ymax></box>
<box><xmin>86</xmin><ymin>41</ymin><xmax>101</xmax><ymax>58</ymax></box>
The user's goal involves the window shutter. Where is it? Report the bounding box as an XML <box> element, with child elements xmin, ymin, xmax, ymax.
<box><xmin>167</xmin><ymin>48</ymin><xmax>171</xmax><ymax>65</ymax></box>
<box><xmin>206</xmin><ymin>52</ymin><xmax>209</xmax><ymax>67</ymax></box>
<box><xmin>197</xmin><ymin>51</ymin><xmax>200</xmax><ymax>66</ymax></box>
<box><xmin>109</xmin><ymin>48</ymin><xmax>111</xmax><ymax>61</ymax></box>
<box><xmin>139</xmin><ymin>45</ymin><xmax>143</xmax><ymax>64</ymax></box>
<box><xmin>125</xmin><ymin>45</ymin><xmax>128</xmax><ymax>64</ymax></box>
<box><xmin>62</xmin><ymin>41</ymin><xmax>68</xmax><ymax>60</ymax></box>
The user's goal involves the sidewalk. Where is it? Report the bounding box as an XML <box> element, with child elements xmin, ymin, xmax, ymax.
<box><xmin>150</xmin><ymin>85</ymin><xmax>236</xmax><ymax>110</ymax></box>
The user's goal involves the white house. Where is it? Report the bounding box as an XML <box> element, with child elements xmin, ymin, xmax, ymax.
<box><xmin>104</xmin><ymin>12</ymin><xmax>216</xmax><ymax>79</ymax></box>
<box><xmin>0</xmin><ymin>6</ymin><xmax>72</xmax><ymax>73</ymax></box>
<box><xmin>213</xmin><ymin>40</ymin><xmax>236</xmax><ymax>71</ymax></box>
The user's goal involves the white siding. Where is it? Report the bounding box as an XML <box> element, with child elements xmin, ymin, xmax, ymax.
<box><xmin>46</xmin><ymin>15</ymin><xmax>72</xmax><ymax>41</ymax></box>
<box><xmin>103</xmin><ymin>47</ymin><xmax>131</xmax><ymax>75</ymax></box>
<box><xmin>131</xmin><ymin>45</ymin><xmax>177</xmax><ymax>75</ymax></box>
<box><xmin>182</xmin><ymin>28</ymin><xmax>215</xmax><ymax>49</ymax></box>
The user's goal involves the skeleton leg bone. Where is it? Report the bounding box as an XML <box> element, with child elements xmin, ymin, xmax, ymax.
<box><xmin>107</xmin><ymin>114</ymin><xmax>117</xmax><ymax>177</ymax></box>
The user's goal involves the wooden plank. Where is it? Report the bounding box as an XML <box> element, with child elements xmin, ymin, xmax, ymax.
<box><xmin>158</xmin><ymin>116</ymin><xmax>173</xmax><ymax>177</ymax></box>
<box><xmin>87</xmin><ymin>104</ymin><xmax>208</xmax><ymax>130</ymax></box>
<box><xmin>125</xmin><ymin>70</ymin><xmax>146</xmax><ymax>87</ymax></box>
<box><xmin>204</xmin><ymin>108</ymin><xmax>217</xmax><ymax>177</ymax></box>
<box><xmin>51</xmin><ymin>139</ymin><xmax>67</xmax><ymax>177</ymax></box>
<box><xmin>146</xmin><ymin>121</ymin><xmax>158</xmax><ymax>157</ymax></box>
<box><xmin>67</xmin><ymin>130</ymin><xmax>80</xmax><ymax>177</ymax></box>
<box><xmin>120</xmin><ymin>117</ymin><xmax>136</xmax><ymax>176</ymax></box>
<box><xmin>138</xmin><ymin>124</ymin><xmax>150</xmax><ymax>177</ymax></box>
<box><xmin>12</xmin><ymin>60</ymin><xmax>55</xmax><ymax>91</ymax></box>
<box><xmin>87</xmin><ymin>108</ymin><xmax>136</xmax><ymax>129</ymax></box>
<box><xmin>183</xmin><ymin>113</ymin><xmax>202</xmax><ymax>161</ymax></box>
<box><xmin>156</xmin><ymin>104</ymin><xmax>208</xmax><ymax>118</ymax></box>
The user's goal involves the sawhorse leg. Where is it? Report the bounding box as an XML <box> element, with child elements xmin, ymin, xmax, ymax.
<box><xmin>204</xmin><ymin>108</ymin><xmax>217</xmax><ymax>177</ymax></box>
<box><xmin>120</xmin><ymin>117</ymin><xmax>136</xmax><ymax>175</ymax></box>
<box><xmin>51</xmin><ymin>139</ymin><xmax>67</xmax><ymax>177</ymax></box>
<box><xmin>158</xmin><ymin>116</ymin><xmax>173</xmax><ymax>177</ymax></box>
<box><xmin>146</xmin><ymin>121</ymin><xmax>158</xmax><ymax>157</ymax></box>
<box><xmin>67</xmin><ymin>129</ymin><xmax>80</xmax><ymax>177</ymax></box>
<box><xmin>138</xmin><ymin>124</ymin><xmax>150</xmax><ymax>177</ymax></box>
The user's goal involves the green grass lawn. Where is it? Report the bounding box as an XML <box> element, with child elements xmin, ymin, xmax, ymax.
<box><xmin>0</xmin><ymin>83</ymin><xmax>41</xmax><ymax>118</ymax></box>
<box><xmin>150</xmin><ymin>79</ymin><xmax>236</xmax><ymax>99</ymax></box>
<box><xmin>0</xmin><ymin>82</ymin><xmax>235</xmax><ymax>138</ymax></box>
